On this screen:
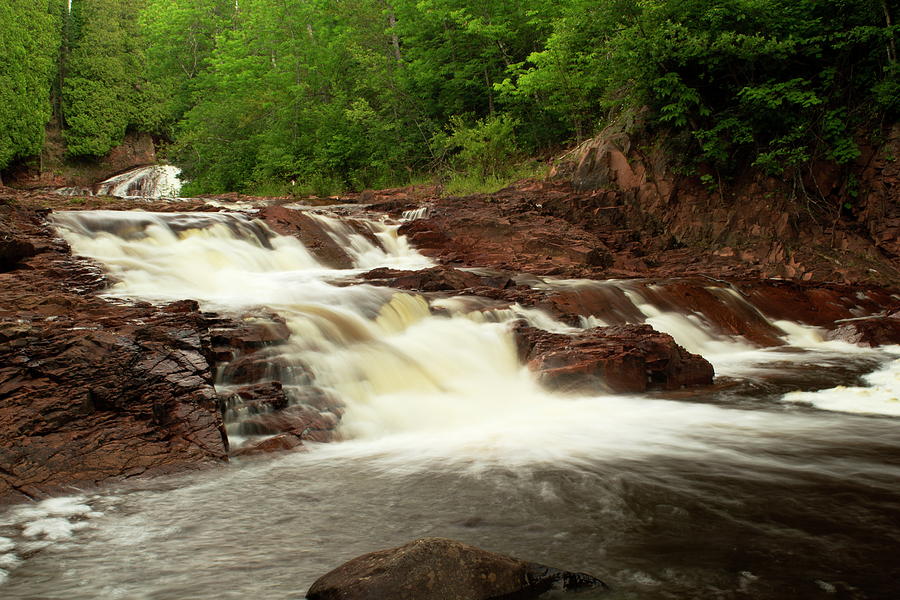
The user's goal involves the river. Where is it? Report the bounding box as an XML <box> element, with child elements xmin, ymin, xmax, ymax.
<box><xmin>1</xmin><ymin>207</ymin><xmax>898</xmax><ymax>599</ymax></box>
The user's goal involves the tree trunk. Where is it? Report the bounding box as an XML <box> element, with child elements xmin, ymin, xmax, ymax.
<box><xmin>388</xmin><ymin>11</ymin><xmax>401</xmax><ymax>61</ymax></box>
<box><xmin>884</xmin><ymin>1</ymin><xmax>896</xmax><ymax>63</ymax></box>
<box><xmin>484</xmin><ymin>68</ymin><xmax>494</xmax><ymax>115</ymax></box>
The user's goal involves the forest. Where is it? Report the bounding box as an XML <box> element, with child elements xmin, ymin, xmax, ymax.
<box><xmin>1</xmin><ymin>0</ymin><xmax>897</xmax><ymax>195</ymax></box>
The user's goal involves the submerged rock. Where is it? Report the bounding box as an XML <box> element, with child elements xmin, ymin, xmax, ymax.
<box><xmin>306</xmin><ymin>537</ymin><xmax>609</xmax><ymax>600</ymax></box>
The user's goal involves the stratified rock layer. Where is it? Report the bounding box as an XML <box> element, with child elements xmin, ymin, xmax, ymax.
<box><xmin>0</xmin><ymin>201</ymin><xmax>229</xmax><ymax>503</ymax></box>
<box><xmin>306</xmin><ymin>537</ymin><xmax>608</xmax><ymax>600</ymax></box>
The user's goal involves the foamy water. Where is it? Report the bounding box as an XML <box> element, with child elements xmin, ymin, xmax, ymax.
<box><xmin>10</xmin><ymin>208</ymin><xmax>897</xmax><ymax>599</ymax></box>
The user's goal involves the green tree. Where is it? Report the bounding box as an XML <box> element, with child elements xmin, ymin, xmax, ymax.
<box><xmin>508</xmin><ymin>0</ymin><xmax>898</xmax><ymax>175</ymax></box>
<box><xmin>0</xmin><ymin>0</ymin><xmax>65</xmax><ymax>172</ymax></box>
<box><xmin>63</xmin><ymin>0</ymin><xmax>154</xmax><ymax>157</ymax></box>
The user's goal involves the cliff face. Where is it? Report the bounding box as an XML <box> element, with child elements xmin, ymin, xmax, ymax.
<box><xmin>547</xmin><ymin>123</ymin><xmax>899</xmax><ymax>286</ymax></box>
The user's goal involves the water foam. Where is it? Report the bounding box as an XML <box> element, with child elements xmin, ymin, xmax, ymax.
<box><xmin>783</xmin><ymin>353</ymin><xmax>900</xmax><ymax>416</ymax></box>
<box><xmin>0</xmin><ymin>496</ymin><xmax>103</xmax><ymax>586</ymax></box>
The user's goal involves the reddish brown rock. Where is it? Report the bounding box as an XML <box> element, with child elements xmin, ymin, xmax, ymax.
<box><xmin>0</xmin><ymin>300</ymin><xmax>229</xmax><ymax>503</ymax></box>
<box><xmin>209</xmin><ymin>313</ymin><xmax>291</xmax><ymax>361</ymax></box>
<box><xmin>307</xmin><ymin>538</ymin><xmax>608</xmax><ymax>600</ymax></box>
<box><xmin>0</xmin><ymin>204</ymin><xmax>236</xmax><ymax>504</ymax></box>
<box><xmin>230</xmin><ymin>431</ymin><xmax>306</xmax><ymax>457</ymax></box>
<box><xmin>235</xmin><ymin>405</ymin><xmax>338</xmax><ymax>437</ymax></box>
<box><xmin>826</xmin><ymin>314</ymin><xmax>900</xmax><ymax>347</ymax></box>
<box><xmin>257</xmin><ymin>205</ymin><xmax>353</xmax><ymax>268</ymax></box>
<box><xmin>738</xmin><ymin>281</ymin><xmax>900</xmax><ymax>328</ymax></box>
<box><xmin>361</xmin><ymin>266</ymin><xmax>514</xmax><ymax>292</ymax></box>
<box><xmin>515</xmin><ymin>323</ymin><xmax>714</xmax><ymax>393</ymax></box>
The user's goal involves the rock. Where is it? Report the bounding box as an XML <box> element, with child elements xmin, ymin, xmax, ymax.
<box><xmin>826</xmin><ymin>314</ymin><xmax>900</xmax><ymax>346</ymax></box>
<box><xmin>234</xmin><ymin>405</ymin><xmax>337</xmax><ymax>437</ymax></box>
<box><xmin>210</xmin><ymin>314</ymin><xmax>292</xmax><ymax>353</ymax></box>
<box><xmin>257</xmin><ymin>205</ymin><xmax>354</xmax><ymax>268</ymax></box>
<box><xmin>0</xmin><ymin>205</ymin><xmax>242</xmax><ymax>504</ymax></box>
<box><xmin>362</xmin><ymin>266</ymin><xmax>514</xmax><ymax>292</ymax></box>
<box><xmin>306</xmin><ymin>537</ymin><xmax>608</xmax><ymax>600</ymax></box>
<box><xmin>231</xmin><ymin>431</ymin><xmax>306</xmax><ymax>457</ymax></box>
<box><xmin>0</xmin><ymin>301</ymin><xmax>229</xmax><ymax>503</ymax></box>
<box><xmin>515</xmin><ymin>323</ymin><xmax>714</xmax><ymax>393</ymax></box>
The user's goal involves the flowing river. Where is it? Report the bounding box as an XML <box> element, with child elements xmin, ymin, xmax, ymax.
<box><xmin>1</xmin><ymin>208</ymin><xmax>899</xmax><ymax>599</ymax></box>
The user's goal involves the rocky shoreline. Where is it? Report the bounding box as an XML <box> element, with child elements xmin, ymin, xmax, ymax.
<box><xmin>1</xmin><ymin>180</ymin><xmax>899</xmax><ymax>504</ymax></box>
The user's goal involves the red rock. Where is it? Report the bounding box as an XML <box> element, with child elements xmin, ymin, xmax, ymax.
<box><xmin>514</xmin><ymin>322</ymin><xmax>714</xmax><ymax>393</ymax></box>
<box><xmin>257</xmin><ymin>205</ymin><xmax>353</xmax><ymax>268</ymax></box>
<box><xmin>826</xmin><ymin>314</ymin><xmax>900</xmax><ymax>346</ymax></box>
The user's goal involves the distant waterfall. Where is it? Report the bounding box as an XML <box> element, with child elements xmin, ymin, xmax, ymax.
<box><xmin>94</xmin><ymin>165</ymin><xmax>182</xmax><ymax>199</ymax></box>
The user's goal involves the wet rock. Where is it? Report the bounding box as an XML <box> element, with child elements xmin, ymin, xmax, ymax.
<box><xmin>228</xmin><ymin>382</ymin><xmax>290</xmax><ymax>414</ymax></box>
<box><xmin>740</xmin><ymin>281</ymin><xmax>900</xmax><ymax>328</ymax></box>
<box><xmin>306</xmin><ymin>537</ymin><xmax>608</xmax><ymax>600</ymax></box>
<box><xmin>362</xmin><ymin>266</ymin><xmax>514</xmax><ymax>292</ymax></box>
<box><xmin>257</xmin><ymin>205</ymin><xmax>353</xmax><ymax>268</ymax></box>
<box><xmin>0</xmin><ymin>301</ymin><xmax>229</xmax><ymax>503</ymax></box>
<box><xmin>826</xmin><ymin>314</ymin><xmax>900</xmax><ymax>347</ymax></box>
<box><xmin>234</xmin><ymin>405</ymin><xmax>337</xmax><ymax>437</ymax></box>
<box><xmin>230</xmin><ymin>431</ymin><xmax>306</xmax><ymax>457</ymax></box>
<box><xmin>0</xmin><ymin>204</ymin><xmax>239</xmax><ymax>503</ymax></box>
<box><xmin>515</xmin><ymin>323</ymin><xmax>714</xmax><ymax>393</ymax></box>
<box><xmin>210</xmin><ymin>314</ymin><xmax>291</xmax><ymax>353</ymax></box>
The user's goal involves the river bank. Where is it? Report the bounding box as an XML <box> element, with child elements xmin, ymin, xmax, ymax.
<box><xmin>1</xmin><ymin>177</ymin><xmax>899</xmax><ymax>597</ymax></box>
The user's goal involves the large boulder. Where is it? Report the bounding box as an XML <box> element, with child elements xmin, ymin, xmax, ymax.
<box><xmin>515</xmin><ymin>323</ymin><xmax>714</xmax><ymax>393</ymax></box>
<box><xmin>306</xmin><ymin>537</ymin><xmax>608</xmax><ymax>600</ymax></box>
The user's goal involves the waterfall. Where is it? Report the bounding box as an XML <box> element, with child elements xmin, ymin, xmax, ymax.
<box><xmin>50</xmin><ymin>208</ymin><xmax>900</xmax><ymax>451</ymax></box>
<box><xmin>94</xmin><ymin>165</ymin><xmax>183</xmax><ymax>199</ymax></box>
<box><xmin>4</xmin><ymin>208</ymin><xmax>897</xmax><ymax>600</ymax></box>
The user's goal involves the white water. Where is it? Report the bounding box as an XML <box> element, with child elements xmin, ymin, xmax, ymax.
<box><xmin>95</xmin><ymin>165</ymin><xmax>182</xmax><ymax>199</ymax></box>
<box><xmin>783</xmin><ymin>354</ymin><xmax>900</xmax><ymax>416</ymax></box>
<box><xmin>50</xmin><ymin>210</ymin><xmax>900</xmax><ymax>438</ymax></box>
<box><xmin>3</xmin><ymin>209</ymin><xmax>898</xmax><ymax>598</ymax></box>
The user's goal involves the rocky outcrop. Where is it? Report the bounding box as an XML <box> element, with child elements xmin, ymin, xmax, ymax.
<box><xmin>515</xmin><ymin>323</ymin><xmax>714</xmax><ymax>393</ymax></box>
<box><xmin>389</xmin><ymin>121</ymin><xmax>900</xmax><ymax>288</ymax></box>
<box><xmin>0</xmin><ymin>204</ymin><xmax>231</xmax><ymax>503</ymax></box>
<box><xmin>0</xmin><ymin>298</ymin><xmax>228</xmax><ymax>502</ymax></box>
<box><xmin>211</xmin><ymin>312</ymin><xmax>343</xmax><ymax>457</ymax></box>
<box><xmin>306</xmin><ymin>537</ymin><xmax>608</xmax><ymax>600</ymax></box>
<box><xmin>258</xmin><ymin>205</ymin><xmax>354</xmax><ymax>268</ymax></box>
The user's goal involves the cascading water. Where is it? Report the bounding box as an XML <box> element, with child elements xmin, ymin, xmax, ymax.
<box><xmin>93</xmin><ymin>165</ymin><xmax>183</xmax><ymax>199</ymax></box>
<box><xmin>2</xmin><ymin>208</ymin><xmax>899</xmax><ymax>599</ymax></box>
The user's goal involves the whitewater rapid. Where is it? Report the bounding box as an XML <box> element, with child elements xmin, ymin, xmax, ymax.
<box><xmin>3</xmin><ymin>207</ymin><xmax>896</xmax><ymax>599</ymax></box>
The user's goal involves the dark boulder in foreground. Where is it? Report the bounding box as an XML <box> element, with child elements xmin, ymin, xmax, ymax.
<box><xmin>306</xmin><ymin>537</ymin><xmax>608</xmax><ymax>600</ymax></box>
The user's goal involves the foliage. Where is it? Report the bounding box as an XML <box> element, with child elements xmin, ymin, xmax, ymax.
<box><xmin>506</xmin><ymin>0</ymin><xmax>898</xmax><ymax>175</ymax></box>
<box><xmin>63</xmin><ymin>0</ymin><xmax>157</xmax><ymax>157</ymax></box>
<box><xmin>0</xmin><ymin>1</ymin><xmax>64</xmax><ymax>170</ymax></box>
<box><xmin>3</xmin><ymin>0</ymin><xmax>897</xmax><ymax>190</ymax></box>
<box><xmin>438</xmin><ymin>114</ymin><xmax>521</xmax><ymax>179</ymax></box>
